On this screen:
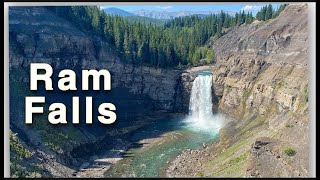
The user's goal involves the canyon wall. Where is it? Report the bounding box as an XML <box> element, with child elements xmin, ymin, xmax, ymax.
<box><xmin>9</xmin><ymin>7</ymin><xmax>181</xmax><ymax>177</ymax></box>
<box><xmin>167</xmin><ymin>4</ymin><xmax>310</xmax><ymax>177</ymax></box>
<box><xmin>9</xmin><ymin>7</ymin><xmax>181</xmax><ymax>113</ymax></box>
<box><xmin>8</xmin><ymin>4</ymin><xmax>310</xmax><ymax>178</ymax></box>
<box><xmin>212</xmin><ymin>4</ymin><xmax>309</xmax><ymax>177</ymax></box>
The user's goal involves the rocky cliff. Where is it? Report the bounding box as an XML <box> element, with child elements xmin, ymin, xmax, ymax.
<box><xmin>9</xmin><ymin>7</ymin><xmax>181</xmax><ymax>177</ymax></box>
<box><xmin>8</xmin><ymin>4</ymin><xmax>310</xmax><ymax>178</ymax></box>
<box><xmin>9</xmin><ymin>7</ymin><xmax>181</xmax><ymax>112</ymax></box>
<box><xmin>167</xmin><ymin>4</ymin><xmax>309</xmax><ymax>177</ymax></box>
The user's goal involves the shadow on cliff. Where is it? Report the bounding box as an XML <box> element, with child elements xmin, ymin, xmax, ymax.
<box><xmin>9</xmin><ymin>69</ymin><xmax>185</xmax><ymax>169</ymax></box>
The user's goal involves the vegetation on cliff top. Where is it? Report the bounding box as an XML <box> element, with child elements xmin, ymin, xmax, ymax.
<box><xmin>46</xmin><ymin>4</ymin><xmax>286</xmax><ymax>69</ymax></box>
<box><xmin>256</xmin><ymin>4</ymin><xmax>288</xmax><ymax>21</ymax></box>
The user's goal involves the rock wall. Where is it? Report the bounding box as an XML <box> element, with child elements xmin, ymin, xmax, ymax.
<box><xmin>174</xmin><ymin>65</ymin><xmax>220</xmax><ymax>113</ymax></box>
<box><xmin>213</xmin><ymin>4</ymin><xmax>310</xmax><ymax>177</ymax></box>
<box><xmin>9</xmin><ymin>7</ymin><xmax>181</xmax><ymax>113</ymax></box>
<box><xmin>212</xmin><ymin>4</ymin><xmax>308</xmax><ymax>119</ymax></box>
<box><xmin>9</xmin><ymin>7</ymin><xmax>182</xmax><ymax>177</ymax></box>
<box><xmin>167</xmin><ymin>4</ymin><xmax>310</xmax><ymax>177</ymax></box>
<box><xmin>174</xmin><ymin>71</ymin><xmax>197</xmax><ymax>112</ymax></box>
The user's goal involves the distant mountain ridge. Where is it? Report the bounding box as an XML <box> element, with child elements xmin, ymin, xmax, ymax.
<box><xmin>102</xmin><ymin>7</ymin><xmax>235</xmax><ymax>20</ymax></box>
<box><xmin>103</xmin><ymin>7</ymin><xmax>135</xmax><ymax>16</ymax></box>
<box><xmin>132</xmin><ymin>9</ymin><xmax>236</xmax><ymax>19</ymax></box>
<box><xmin>102</xmin><ymin>7</ymin><xmax>165</xmax><ymax>25</ymax></box>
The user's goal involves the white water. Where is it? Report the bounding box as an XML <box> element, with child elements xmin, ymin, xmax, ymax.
<box><xmin>184</xmin><ymin>73</ymin><xmax>223</xmax><ymax>134</ymax></box>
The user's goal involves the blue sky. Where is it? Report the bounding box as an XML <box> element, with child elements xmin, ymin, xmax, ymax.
<box><xmin>100</xmin><ymin>3</ymin><xmax>282</xmax><ymax>15</ymax></box>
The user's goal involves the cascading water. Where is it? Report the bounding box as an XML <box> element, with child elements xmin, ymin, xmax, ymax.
<box><xmin>184</xmin><ymin>71</ymin><xmax>223</xmax><ymax>134</ymax></box>
<box><xmin>107</xmin><ymin>70</ymin><xmax>223</xmax><ymax>177</ymax></box>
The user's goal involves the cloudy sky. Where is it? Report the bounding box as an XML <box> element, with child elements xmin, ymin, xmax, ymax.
<box><xmin>100</xmin><ymin>3</ymin><xmax>282</xmax><ymax>14</ymax></box>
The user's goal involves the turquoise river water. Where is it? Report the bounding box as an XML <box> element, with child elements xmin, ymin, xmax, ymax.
<box><xmin>105</xmin><ymin>70</ymin><xmax>223</xmax><ymax>177</ymax></box>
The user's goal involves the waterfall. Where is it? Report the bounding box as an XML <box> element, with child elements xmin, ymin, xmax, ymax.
<box><xmin>184</xmin><ymin>72</ymin><xmax>223</xmax><ymax>134</ymax></box>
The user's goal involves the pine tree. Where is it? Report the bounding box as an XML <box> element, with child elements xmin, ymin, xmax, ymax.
<box><xmin>273</xmin><ymin>4</ymin><xmax>287</xmax><ymax>18</ymax></box>
<box><xmin>47</xmin><ymin>6</ymin><xmax>277</xmax><ymax>68</ymax></box>
<box><xmin>245</xmin><ymin>12</ymin><xmax>254</xmax><ymax>24</ymax></box>
<box><xmin>265</xmin><ymin>4</ymin><xmax>273</xmax><ymax>20</ymax></box>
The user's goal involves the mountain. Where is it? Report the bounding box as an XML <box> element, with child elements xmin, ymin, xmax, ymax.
<box><xmin>103</xmin><ymin>7</ymin><xmax>135</xmax><ymax>16</ymax></box>
<box><xmin>102</xmin><ymin>7</ymin><xmax>164</xmax><ymax>25</ymax></box>
<box><xmin>132</xmin><ymin>9</ymin><xmax>235</xmax><ymax>19</ymax></box>
<box><xmin>8</xmin><ymin>4</ymin><xmax>310</xmax><ymax>178</ymax></box>
<box><xmin>102</xmin><ymin>7</ymin><xmax>235</xmax><ymax>22</ymax></box>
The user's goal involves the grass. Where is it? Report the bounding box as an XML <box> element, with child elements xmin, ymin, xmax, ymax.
<box><xmin>210</xmin><ymin>153</ymin><xmax>248</xmax><ymax>177</ymax></box>
<box><xmin>242</xmin><ymin>88</ymin><xmax>252</xmax><ymax>99</ymax></box>
<box><xmin>203</xmin><ymin>112</ymin><xmax>271</xmax><ymax>177</ymax></box>
<box><xmin>206</xmin><ymin>114</ymin><xmax>265</xmax><ymax>168</ymax></box>
<box><xmin>227</xmin><ymin>153</ymin><xmax>248</xmax><ymax>164</ymax></box>
<box><xmin>218</xmin><ymin>153</ymin><xmax>248</xmax><ymax>170</ymax></box>
<box><xmin>207</xmin><ymin>138</ymin><xmax>250</xmax><ymax>168</ymax></box>
<box><xmin>238</xmin><ymin>114</ymin><xmax>265</xmax><ymax>135</ymax></box>
<box><xmin>296</xmin><ymin>85</ymin><xmax>309</xmax><ymax>114</ymax></box>
<box><xmin>304</xmin><ymin>87</ymin><xmax>308</xmax><ymax>103</ymax></box>
<box><xmin>284</xmin><ymin>148</ymin><xmax>296</xmax><ymax>156</ymax></box>
<box><xmin>275</xmin><ymin>80</ymin><xmax>286</xmax><ymax>91</ymax></box>
<box><xmin>196</xmin><ymin>171</ymin><xmax>205</xmax><ymax>177</ymax></box>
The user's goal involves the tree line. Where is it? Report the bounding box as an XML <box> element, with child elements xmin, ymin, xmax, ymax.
<box><xmin>256</xmin><ymin>4</ymin><xmax>288</xmax><ymax>21</ymax></box>
<box><xmin>47</xmin><ymin>4</ymin><xmax>287</xmax><ymax>68</ymax></box>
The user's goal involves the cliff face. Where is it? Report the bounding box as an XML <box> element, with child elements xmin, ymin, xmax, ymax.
<box><xmin>212</xmin><ymin>4</ymin><xmax>308</xmax><ymax>117</ymax></box>
<box><xmin>167</xmin><ymin>4</ymin><xmax>309</xmax><ymax>177</ymax></box>
<box><xmin>9</xmin><ymin>7</ymin><xmax>181</xmax><ymax>177</ymax></box>
<box><xmin>9</xmin><ymin>7</ymin><xmax>181</xmax><ymax>112</ymax></box>
<box><xmin>9</xmin><ymin>4</ymin><xmax>310</xmax><ymax>178</ymax></box>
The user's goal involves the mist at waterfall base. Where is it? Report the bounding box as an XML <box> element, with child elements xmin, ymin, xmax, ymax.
<box><xmin>106</xmin><ymin>70</ymin><xmax>224</xmax><ymax>177</ymax></box>
<box><xmin>182</xmin><ymin>70</ymin><xmax>223</xmax><ymax>137</ymax></box>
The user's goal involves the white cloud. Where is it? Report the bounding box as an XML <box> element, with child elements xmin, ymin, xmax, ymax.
<box><xmin>98</xmin><ymin>6</ymin><xmax>105</xmax><ymax>10</ymax></box>
<box><xmin>241</xmin><ymin>5</ymin><xmax>263</xmax><ymax>11</ymax></box>
<box><xmin>157</xmin><ymin>6</ymin><xmax>173</xmax><ymax>10</ymax></box>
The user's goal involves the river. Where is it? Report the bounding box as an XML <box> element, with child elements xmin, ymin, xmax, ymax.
<box><xmin>105</xmin><ymin>70</ymin><xmax>224</xmax><ymax>177</ymax></box>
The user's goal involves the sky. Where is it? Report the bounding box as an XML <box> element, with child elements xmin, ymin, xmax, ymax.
<box><xmin>100</xmin><ymin>3</ymin><xmax>282</xmax><ymax>15</ymax></box>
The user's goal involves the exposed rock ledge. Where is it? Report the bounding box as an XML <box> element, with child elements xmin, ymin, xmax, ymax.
<box><xmin>167</xmin><ymin>4</ymin><xmax>309</xmax><ymax>178</ymax></box>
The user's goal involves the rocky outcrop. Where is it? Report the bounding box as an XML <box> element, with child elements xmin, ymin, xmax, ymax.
<box><xmin>174</xmin><ymin>65</ymin><xmax>219</xmax><ymax>113</ymax></box>
<box><xmin>167</xmin><ymin>4</ymin><xmax>309</xmax><ymax>178</ymax></box>
<box><xmin>246</xmin><ymin>137</ymin><xmax>305</xmax><ymax>177</ymax></box>
<box><xmin>174</xmin><ymin>71</ymin><xmax>197</xmax><ymax>112</ymax></box>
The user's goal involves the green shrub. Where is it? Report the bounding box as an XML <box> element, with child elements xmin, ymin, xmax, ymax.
<box><xmin>196</xmin><ymin>171</ymin><xmax>205</xmax><ymax>177</ymax></box>
<box><xmin>10</xmin><ymin>162</ymin><xmax>43</xmax><ymax>178</ymax></box>
<box><xmin>10</xmin><ymin>132</ymin><xmax>33</xmax><ymax>160</ymax></box>
<box><xmin>304</xmin><ymin>87</ymin><xmax>308</xmax><ymax>102</ymax></box>
<box><xmin>285</xmin><ymin>124</ymin><xmax>294</xmax><ymax>128</ymax></box>
<box><xmin>284</xmin><ymin>148</ymin><xmax>296</xmax><ymax>156</ymax></box>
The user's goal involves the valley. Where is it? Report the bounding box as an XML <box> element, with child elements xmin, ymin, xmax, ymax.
<box><xmin>8</xmin><ymin>3</ymin><xmax>309</xmax><ymax>178</ymax></box>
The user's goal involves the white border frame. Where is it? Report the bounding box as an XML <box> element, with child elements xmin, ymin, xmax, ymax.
<box><xmin>3</xmin><ymin>2</ymin><xmax>316</xmax><ymax>178</ymax></box>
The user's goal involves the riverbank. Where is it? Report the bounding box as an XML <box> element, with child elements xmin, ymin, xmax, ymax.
<box><xmin>75</xmin><ymin>140</ymin><xmax>128</xmax><ymax>177</ymax></box>
<box><xmin>103</xmin><ymin>112</ymin><xmax>221</xmax><ymax>178</ymax></box>
<box><xmin>74</xmin><ymin>113</ymin><xmax>186</xmax><ymax>177</ymax></box>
